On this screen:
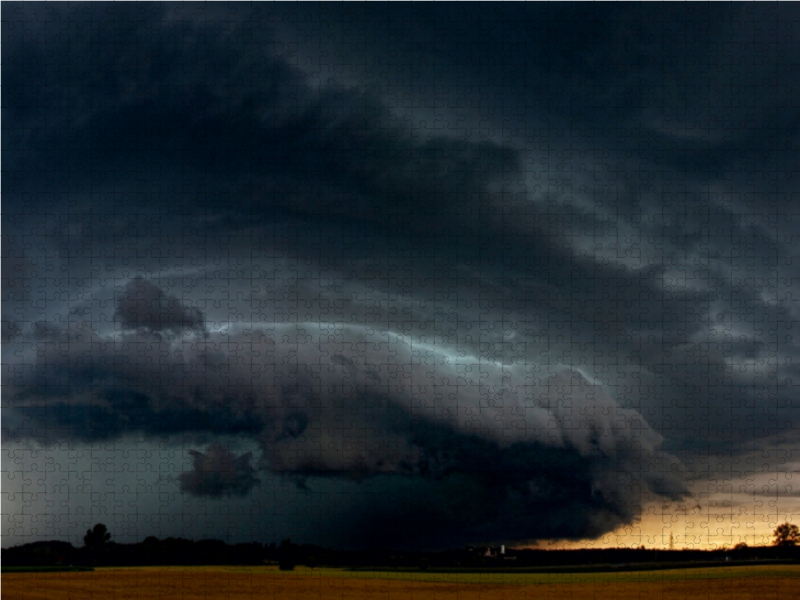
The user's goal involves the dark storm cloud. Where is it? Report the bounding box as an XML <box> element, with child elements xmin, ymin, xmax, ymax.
<box><xmin>5</xmin><ymin>2</ymin><xmax>800</xmax><ymax>549</ymax></box>
<box><xmin>3</xmin><ymin>281</ymin><xmax>687</xmax><ymax>547</ymax></box>
<box><xmin>3</xmin><ymin>2</ymin><xmax>521</xmax><ymax>244</ymax></box>
<box><xmin>179</xmin><ymin>443</ymin><xmax>260</xmax><ymax>498</ymax></box>
<box><xmin>116</xmin><ymin>277</ymin><xmax>204</xmax><ymax>332</ymax></box>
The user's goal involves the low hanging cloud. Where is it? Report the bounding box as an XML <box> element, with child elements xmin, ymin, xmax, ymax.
<box><xmin>5</xmin><ymin>3</ymin><xmax>800</xmax><ymax>552</ymax></box>
<box><xmin>179</xmin><ymin>443</ymin><xmax>260</xmax><ymax>498</ymax></box>
<box><xmin>116</xmin><ymin>277</ymin><xmax>205</xmax><ymax>332</ymax></box>
<box><xmin>3</xmin><ymin>280</ymin><xmax>688</xmax><ymax>547</ymax></box>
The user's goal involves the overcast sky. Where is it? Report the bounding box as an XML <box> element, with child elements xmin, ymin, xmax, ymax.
<box><xmin>4</xmin><ymin>2</ymin><xmax>800</xmax><ymax>550</ymax></box>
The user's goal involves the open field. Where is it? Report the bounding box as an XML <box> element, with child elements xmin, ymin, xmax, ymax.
<box><xmin>1</xmin><ymin>566</ymin><xmax>94</xmax><ymax>574</ymax></box>
<box><xmin>3</xmin><ymin>565</ymin><xmax>799</xmax><ymax>600</ymax></box>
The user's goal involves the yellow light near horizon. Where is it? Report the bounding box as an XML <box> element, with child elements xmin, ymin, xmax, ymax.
<box><xmin>526</xmin><ymin>492</ymin><xmax>800</xmax><ymax>551</ymax></box>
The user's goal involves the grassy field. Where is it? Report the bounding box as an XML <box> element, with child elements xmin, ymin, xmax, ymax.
<box><xmin>3</xmin><ymin>564</ymin><xmax>798</xmax><ymax>599</ymax></box>
<box><xmin>1</xmin><ymin>566</ymin><xmax>94</xmax><ymax>574</ymax></box>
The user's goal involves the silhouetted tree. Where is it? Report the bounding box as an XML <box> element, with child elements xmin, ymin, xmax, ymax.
<box><xmin>773</xmin><ymin>522</ymin><xmax>800</xmax><ymax>547</ymax></box>
<box><xmin>278</xmin><ymin>537</ymin><xmax>295</xmax><ymax>571</ymax></box>
<box><xmin>83</xmin><ymin>523</ymin><xmax>111</xmax><ymax>564</ymax></box>
<box><xmin>84</xmin><ymin>523</ymin><xmax>111</xmax><ymax>549</ymax></box>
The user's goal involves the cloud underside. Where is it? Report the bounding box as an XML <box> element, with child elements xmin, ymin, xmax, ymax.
<box><xmin>116</xmin><ymin>277</ymin><xmax>205</xmax><ymax>332</ymax></box>
<box><xmin>3</xmin><ymin>281</ymin><xmax>687</xmax><ymax>548</ymax></box>
<box><xmin>12</xmin><ymin>4</ymin><xmax>799</xmax><ymax>548</ymax></box>
<box><xmin>179</xmin><ymin>443</ymin><xmax>260</xmax><ymax>498</ymax></box>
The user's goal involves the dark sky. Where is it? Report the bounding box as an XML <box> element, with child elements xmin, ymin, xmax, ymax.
<box><xmin>4</xmin><ymin>2</ymin><xmax>800</xmax><ymax>550</ymax></box>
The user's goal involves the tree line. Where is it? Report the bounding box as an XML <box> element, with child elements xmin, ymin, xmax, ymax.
<box><xmin>4</xmin><ymin>522</ymin><xmax>800</xmax><ymax>570</ymax></box>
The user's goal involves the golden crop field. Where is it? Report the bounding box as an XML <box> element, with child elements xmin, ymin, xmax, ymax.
<box><xmin>3</xmin><ymin>565</ymin><xmax>799</xmax><ymax>600</ymax></box>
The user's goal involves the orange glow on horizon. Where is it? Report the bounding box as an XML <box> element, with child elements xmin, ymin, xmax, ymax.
<box><xmin>515</xmin><ymin>494</ymin><xmax>800</xmax><ymax>551</ymax></box>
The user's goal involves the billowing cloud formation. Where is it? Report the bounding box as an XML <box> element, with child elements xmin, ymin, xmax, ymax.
<box><xmin>6</xmin><ymin>3</ymin><xmax>800</xmax><ymax>551</ymax></box>
<box><xmin>117</xmin><ymin>277</ymin><xmax>204</xmax><ymax>332</ymax></box>
<box><xmin>179</xmin><ymin>443</ymin><xmax>260</xmax><ymax>498</ymax></box>
<box><xmin>4</xmin><ymin>3</ymin><xmax>520</xmax><ymax>243</ymax></box>
<box><xmin>4</xmin><ymin>281</ymin><xmax>686</xmax><ymax>547</ymax></box>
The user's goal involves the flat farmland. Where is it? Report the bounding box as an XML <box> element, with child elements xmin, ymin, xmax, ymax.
<box><xmin>3</xmin><ymin>565</ymin><xmax>799</xmax><ymax>600</ymax></box>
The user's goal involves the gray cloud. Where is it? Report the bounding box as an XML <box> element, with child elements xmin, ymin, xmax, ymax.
<box><xmin>3</xmin><ymin>2</ymin><xmax>523</xmax><ymax>251</ymax></box>
<box><xmin>3</xmin><ymin>280</ymin><xmax>687</xmax><ymax>546</ymax></box>
<box><xmin>4</xmin><ymin>3</ymin><xmax>800</xmax><ymax>550</ymax></box>
<box><xmin>116</xmin><ymin>277</ymin><xmax>204</xmax><ymax>332</ymax></box>
<box><xmin>179</xmin><ymin>443</ymin><xmax>260</xmax><ymax>498</ymax></box>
